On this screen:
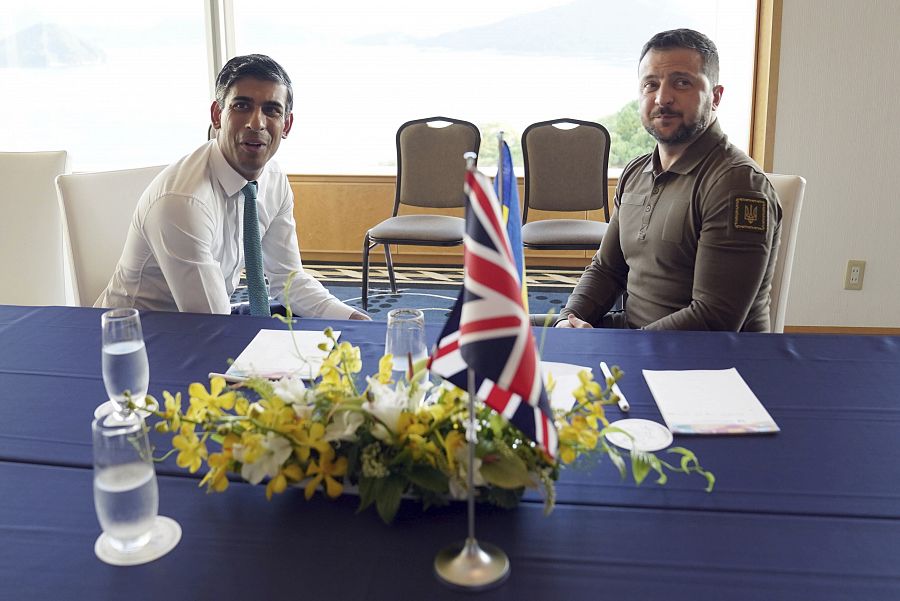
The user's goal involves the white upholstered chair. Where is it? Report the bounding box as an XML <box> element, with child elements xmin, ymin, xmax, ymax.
<box><xmin>0</xmin><ymin>151</ymin><xmax>69</xmax><ymax>305</ymax></box>
<box><xmin>766</xmin><ymin>174</ymin><xmax>806</xmax><ymax>333</ymax></box>
<box><xmin>56</xmin><ymin>165</ymin><xmax>166</xmax><ymax>306</ymax></box>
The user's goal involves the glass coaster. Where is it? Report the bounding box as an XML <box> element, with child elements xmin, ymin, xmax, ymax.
<box><xmin>94</xmin><ymin>515</ymin><xmax>181</xmax><ymax>566</ymax></box>
<box><xmin>605</xmin><ymin>418</ymin><xmax>674</xmax><ymax>452</ymax></box>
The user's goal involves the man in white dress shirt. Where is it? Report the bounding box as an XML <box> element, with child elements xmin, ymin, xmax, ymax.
<box><xmin>97</xmin><ymin>54</ymin><xmax>368</xmax><ymax>320</ymax></box>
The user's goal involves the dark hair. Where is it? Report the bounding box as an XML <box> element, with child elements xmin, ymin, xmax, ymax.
<box><xmin>639</xmin><ymin>29</ymin><xmax>719</xmax><ymax>86</ymax></box>
<box><xmin>215</xmin><ymin>54</ymin><xmax>293</xmax><ymax>114</ymax></box>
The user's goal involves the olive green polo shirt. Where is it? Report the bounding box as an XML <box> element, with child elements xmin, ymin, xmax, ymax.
<box><xmin>561</xmin><ymin>120</ymin><xmax>782</xmax><ymax>332</ymax></box>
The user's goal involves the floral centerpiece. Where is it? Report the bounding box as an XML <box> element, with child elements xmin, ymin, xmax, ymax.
<box><xmin>144</xmin><ymin>327</ymin><xmax>714</xmax><ymax>524</ymax></box>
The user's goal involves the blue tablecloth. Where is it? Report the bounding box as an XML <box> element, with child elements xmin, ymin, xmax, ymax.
<box><xmin>2</xmin><ymin>305</ymin><xmax>900</xmax><ymax>598</ymax></box>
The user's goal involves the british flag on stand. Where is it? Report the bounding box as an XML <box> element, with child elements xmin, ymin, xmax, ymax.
<box><xmin>429</xmin><ymin>166</ymin><xmax>558</xmax><ymax>459</ymax></box>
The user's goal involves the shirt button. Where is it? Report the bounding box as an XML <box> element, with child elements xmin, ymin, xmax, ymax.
<box><xmin>652</xmin><ymin>186</ymin><xmax>660</xmax><ymax>194</ymax></box>
<box><xmin>645</xmin><ymin>205</ymin><xmax>651</xmax><ymax>212</ymax></box>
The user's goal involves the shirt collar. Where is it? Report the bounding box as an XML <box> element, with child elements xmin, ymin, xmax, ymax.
<box><xmin>210</xmin><ymin>139</ymin><xmax>254</xmax><ymax>198</ymax></box>
<box><xmin>642</xmin><ymin>119</ymin><xmax>727</xmax><ymax>176</ymax></box>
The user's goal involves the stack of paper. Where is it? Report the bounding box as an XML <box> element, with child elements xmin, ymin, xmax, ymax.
<box><xmin>225</xmin><ymin>329</ymin><xmax>340</xmax><ymax>381</ymax></box>
<box><xmin>642</xmin><ymin>367</ymin><xmax>779</xmax><ymax>434</ymax></box>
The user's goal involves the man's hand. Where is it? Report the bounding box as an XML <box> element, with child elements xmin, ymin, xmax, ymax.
<box><xmin>349</xmin><ymin>310</ymin><xmax>371</xmax><ymax>321</ymax></box>
<box><xmin>555</xmin><ymin>314</ymin><xmax>593</xmax><ymax>329</ymax></box>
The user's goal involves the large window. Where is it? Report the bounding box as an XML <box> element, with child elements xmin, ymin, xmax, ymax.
<box><xmin>1</xmin><ymin>2</ymin><xmax>209</xmax><ymax>171</ymax></box>
<box><xmin>232</xmin><ymin>0</ymin><xmax>758</xmax><ymax>173</ymax></box>
<box><xmin>1</xmin><ymin>1</ymin><xmax>758</xmax><ymax>173</ymax></box>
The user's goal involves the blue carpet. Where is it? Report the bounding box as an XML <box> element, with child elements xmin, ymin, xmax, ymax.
<box><xmin>328</xmin><ymin>283</ymin><xmax>570</xmax><ymax>323</ymax></box>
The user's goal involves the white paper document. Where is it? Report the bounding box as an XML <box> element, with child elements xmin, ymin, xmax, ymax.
<box><xmin>541</xmin><ymin>361</ymin><xmax>592</xmax><ymax>412</ymax></box>
<box><xmin>225</xmin><ymin>329</ymin><xmax>340</xmax><ymax>380</ymax></box>
<box><xmin>642</xmin><ymin>367</ymin><xmax>779</xmax><ymax>434</ymax></box>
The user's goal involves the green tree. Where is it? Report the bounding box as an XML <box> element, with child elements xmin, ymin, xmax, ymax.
<box><xmin>477</xmin><ymin>122</ymin><xmax>523</xmax><ymax>171</ymax></box>
<box><xmin>603</xmin><ymin>100</ymin><xmax>655</xmax><ymax>168</ymax></box>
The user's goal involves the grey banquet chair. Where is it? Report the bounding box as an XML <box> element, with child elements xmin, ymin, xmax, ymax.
<box><xmin>361</xmin><ymin>116</ymin><xmax>480</xmax><ymax>311</ymax></box>
<box><xmin>0</xmin><ymin>150</ymin><xmax>69</xmax><ymax>305</ymax></box>
<box><xmin>56</xmin><ymin>165</ymin><xmax>166</xmax><ymax>307</ymax></box>
<box><xmin>521</xmin><ymin>118</ymin><xmax>611</xmax><ymax>251</ymax></box>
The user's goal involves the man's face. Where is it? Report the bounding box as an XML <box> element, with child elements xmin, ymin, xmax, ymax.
<box><xmin>638</xmin><ymin>48</ymin><xmax>723</xmax><ymax>147</ymax></box>
<box><xmin>210</xmin><ymin>77</ymin><xmax>293</xmax><ymax>180</ymax></box>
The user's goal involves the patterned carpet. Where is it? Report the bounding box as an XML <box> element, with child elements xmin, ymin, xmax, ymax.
<box><xmin>232</xmin><ymin>263</ymin><xmax>582</xmax><ymax>322</ymax></box>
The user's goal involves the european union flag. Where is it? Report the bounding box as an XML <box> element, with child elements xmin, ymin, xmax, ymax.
<box><xmin>493</xmin><ymin>140</ymin><xmax>526</xmax><ymax>302</ymax></box>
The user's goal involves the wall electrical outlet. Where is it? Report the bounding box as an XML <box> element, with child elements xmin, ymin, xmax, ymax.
<box><xmin>844</xmin><ymin>260</ymin><xmax>866</xmax><ymax>291</ymax></box>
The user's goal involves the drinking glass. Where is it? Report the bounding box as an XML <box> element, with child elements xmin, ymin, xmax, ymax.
<box><xmin>98</xmin><ymin>308</ymin><xmax>150</xmax><ymax>419</ymax></box>
<box><xmin>385</xmin><ymin>308</ymin><xmax>428</xmax><ymax>378</ymax></box>
<box><xmin>92</xmin><ymin>413</ymin><xmax>180</xmax><ymax>565</ymax></box>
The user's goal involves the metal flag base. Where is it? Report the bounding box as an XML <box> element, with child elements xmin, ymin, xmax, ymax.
<box><xmin>434</xmin><ymin>537</ymin><xmax>510</xmax><ymax>591</ymax></box>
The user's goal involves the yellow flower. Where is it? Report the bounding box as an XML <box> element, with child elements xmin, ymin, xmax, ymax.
<box><xmin>237</xmin><ymin>431</ymin><xmax>265</xmax><ymax>465</ymax></box>
<box><xmin>377</xmin><ymin>354</ymin><xmax>394</xmax><ymax>384</ymax></box>
<box><xmin>154</xmin><ymin>391</ymin><xmax>183</xmax><ymax>433</ymax></box>
<box><xmin>172</xmin><ymin>425</ymin><xmax>208</xmax><ymax>473</ymax></box>
<box><xmin>572</xmin><ymin>370</ymin><xmax>602</xmax><ymax>406</ymax></box>
<box><xmin>256</xmin><ymin>395</ymin><xmax>295</xmax><ymax>432</ymax></box>
<box><xmin>200</xmin><ymin>452</ymin><xmax>230</xmax><ymax>492</ymax></box>
<box><xmin>293</xmin><ymin>421</ymin><xmax>330</xmax><ymax>463</ymax></box>
<box><xmin>304</xmin><ymin>448</ymin><xmax>348</xmax><ymax>499</ymax></box>
<box><xmin>264</xmin><ymin>463</ymin><xmax>304</xmax><ymax>500</ymax></box>
<box><xmin>443</xmin><ymin>429</ymin><xmax>466</xmax><ymax>472</ymax></box>
<box><xmin>187</xmin><ymin>377</ymin><xmax>236</xmax><ymax>421</ymax></box>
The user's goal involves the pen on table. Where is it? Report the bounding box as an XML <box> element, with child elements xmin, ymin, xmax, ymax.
<box><xmin>207</xmin><ymin>372</ymin><xmax>250</xmax><ymax>383</ymax></box>
<box><xmin>599</xmin><ymin>361</ymin><xmax>630</xmax><ymax>412</ymax></box>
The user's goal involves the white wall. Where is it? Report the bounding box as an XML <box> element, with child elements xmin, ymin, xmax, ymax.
<box><xmin>774</xmin><ymin>0</ymin><xmax>900</xmax><ymax>327</ymax></box>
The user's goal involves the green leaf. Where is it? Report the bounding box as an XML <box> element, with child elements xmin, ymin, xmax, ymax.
<box><xmin>356</xmin><ymin>476</ymin><xmax>377</xmax><ymax>512</ymax></box>
<box><xmin>480</xmin><ymin>452</ymin><xmax>535</xmax><ymax>489</ymax></box>
<box><xmin>375</xmin><ymin>475</ymin><xmax>406</xmax><ymax>524</ymax></box>
<box><xmin>407</xmin><ymin>465</ymin><xmax>449</xmax><ymax>494</ymax></box>
<box><xmin>631</xmin><ymin>452</ymin><xmax>651</xmax><ymax>486</ymax></box>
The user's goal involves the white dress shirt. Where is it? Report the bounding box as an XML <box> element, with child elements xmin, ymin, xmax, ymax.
<box><xmin>96</xmin><ymin>141</ymin><xmax>354</xmax><ymax>319</ymax></box>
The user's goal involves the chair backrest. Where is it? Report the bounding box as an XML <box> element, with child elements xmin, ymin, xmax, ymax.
<box><xmin>395</xmin><ymin>117</ymin><xmax>480</xmax><ymax>213</ymax></box>
<box><xmin>56</xmin><ymin>165</ymin><xmax>166</xmax><ymax>306</ymax></box>
<box><xmin>766</xmin><ymin>173</ymin><xmax>806</xmax><ymax>333</ymax></box>
<box><xmin>0</xmin><ymin>151</ymin><xmax>70</xmax><ymax>306</ymax></box>
<box><xmin>522</xmin><ymin>118</ymin><xmax>610</xmax><ymax>222</ymax></box>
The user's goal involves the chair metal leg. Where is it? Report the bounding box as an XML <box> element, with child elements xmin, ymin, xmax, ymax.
<box><xmin>362</xmin><ymin>234</ymin><xmax>372</xmax><ymax>311</ymax></box>
<box><xmin>384</xmin><ymin>244</ymin><xmax>397</xmax><ymax>293</ymax></box>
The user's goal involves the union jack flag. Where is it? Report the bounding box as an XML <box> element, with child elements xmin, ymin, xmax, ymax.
<box><xmin>429</xmin><ymin>167</ymin><xmax>558</xmax><ymax>459</ymax></box>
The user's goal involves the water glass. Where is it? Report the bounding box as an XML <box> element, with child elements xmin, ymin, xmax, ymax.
<box><xmin>385</xmin><ymin>308</ymin><xmax>428</xmax><ymax>377</ymax></box>
<box><xmin>92</xmin><ymin>414</ymin><xmax>159</xmax><ymax>553</ymax></box>
<box><xmin>101</xmin><ymin>308</ymin><xmax>149</xmax><ymax>417</ymax></box>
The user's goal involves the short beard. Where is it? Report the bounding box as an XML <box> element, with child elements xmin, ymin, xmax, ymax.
<box><xmin>645</xmin><ymin>112</ymin><xmax>709</xmax><ymax>145</ymax></box>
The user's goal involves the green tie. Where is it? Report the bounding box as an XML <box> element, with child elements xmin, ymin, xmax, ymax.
<box><xmin>242</xmin><ymin>181</ymin><xmax>270</xmax><ymax>317</ymax></box>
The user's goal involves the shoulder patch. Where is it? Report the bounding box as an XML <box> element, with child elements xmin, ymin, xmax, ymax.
<box><xmin>733</xmin><ymin>196</ymin><xmax>767</xmax><ymax>233</ymax></box>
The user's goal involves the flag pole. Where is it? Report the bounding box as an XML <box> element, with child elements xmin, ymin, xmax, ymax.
<box><xmin>496</xmin><ymin>131</ymin><xmax>505</xmax><ymax>207</ymax></box>
<box><xmin>434</xmin><ymin>153</ymin><xmax>510</xmax><ymax>591</ymax></box>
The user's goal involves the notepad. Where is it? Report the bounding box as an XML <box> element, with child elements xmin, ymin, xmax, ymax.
<box><xmin>226</xmin><ymin>329</ymin><xmax>340</xmax><ymax>381</ymax></box>
<box><xmin>642</xmin><ymin>367</ymin><xmax>779</xmax><ymax>434</ymax></box>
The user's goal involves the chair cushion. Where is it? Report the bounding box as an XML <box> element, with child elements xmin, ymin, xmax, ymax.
<box><xmin>368</xmin><ymin>214</ymin><xmax>465</xmax><ymax>243</ymax></box>
<box><xmin>521</xmin><ymin>219</ymin><xmax>608</xmax><ymax>248</ymax></box>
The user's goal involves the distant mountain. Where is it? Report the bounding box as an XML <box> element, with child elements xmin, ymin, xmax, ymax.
<box><xmin>0</xmin><ymin>22</ymin><xmax>105</xmax><ymax>68</ymax></box>
<box><xmin>355</xmin><ymin>0</ymin><xmax>699</xmax><ymax>63</ymax></box>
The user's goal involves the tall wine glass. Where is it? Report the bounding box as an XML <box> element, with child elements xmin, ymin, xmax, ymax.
<box><xmin>385</xmin><ymin>308</ymin><xmax>428</xmax><ymax>380</ymax></box>
<box><xmin>92</xmin><ymin>413</ymin><xmax>180</xmax><ymax>565</ymax></box>
<box><xmin>98</xmin><ymin>308</ymin><xmax>149</xmax><ymax>419</ymax></box>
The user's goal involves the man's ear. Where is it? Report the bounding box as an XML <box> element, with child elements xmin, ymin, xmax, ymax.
<box><xmin>282</xmin><ymin>112</ymin><xmax>294</xmax><ymax>139</ymax></box>
<box><xmin>210</xmin><ymin>100</ymin><xmax>222</xmax><ymax>129</ymax></box>
<box><xmin>711</xmin><ymin>85</ymin><xmax>724</xmax><ymax>110</ymax></box>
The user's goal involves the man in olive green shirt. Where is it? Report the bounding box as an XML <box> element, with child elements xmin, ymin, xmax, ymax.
<box><xmin>559</xmin><ymin>29</ymin><xmax>781</xmax><ymax>332</ymax></box>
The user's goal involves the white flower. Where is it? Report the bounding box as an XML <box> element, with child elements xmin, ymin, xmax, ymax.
<box><xmin>235</xmin><ymin>432</ymin><xmax>292</xmax><ymax>485</ymax></box>
<box><xmin>448</xmin><ymin>456</ymin><xmax>486</xmax><ymax>500</ymax></box>
<box><xmin>272</xmin><ymin>376</ymin><xmax>314</xmax><ymax>419</ymax></box>
<box><xmin>362</xmin><ymin>377</ymin><xmax>410</xmax><ymax>439</ymax></box>
<box><xmin>324</xmin><ymin>408</ymin><xmax>364</xmax><ymax>442</ymax></box>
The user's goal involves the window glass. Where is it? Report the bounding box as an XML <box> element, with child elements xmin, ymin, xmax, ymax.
<box><xmin>1</xmin><ymin>2</ymin><xmax>208</xmax><ymax>171</ymax></box>
<box><xmin>232</xmin><ymin>0</ymin><xmax>757</xmax><ymax>174</ymax></box>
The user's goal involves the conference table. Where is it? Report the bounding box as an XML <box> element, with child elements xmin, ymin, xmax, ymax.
<box><xmin>1</xmin><ymin>305</ymin><xmax>899</xmax><ymax>599</ymax></box>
